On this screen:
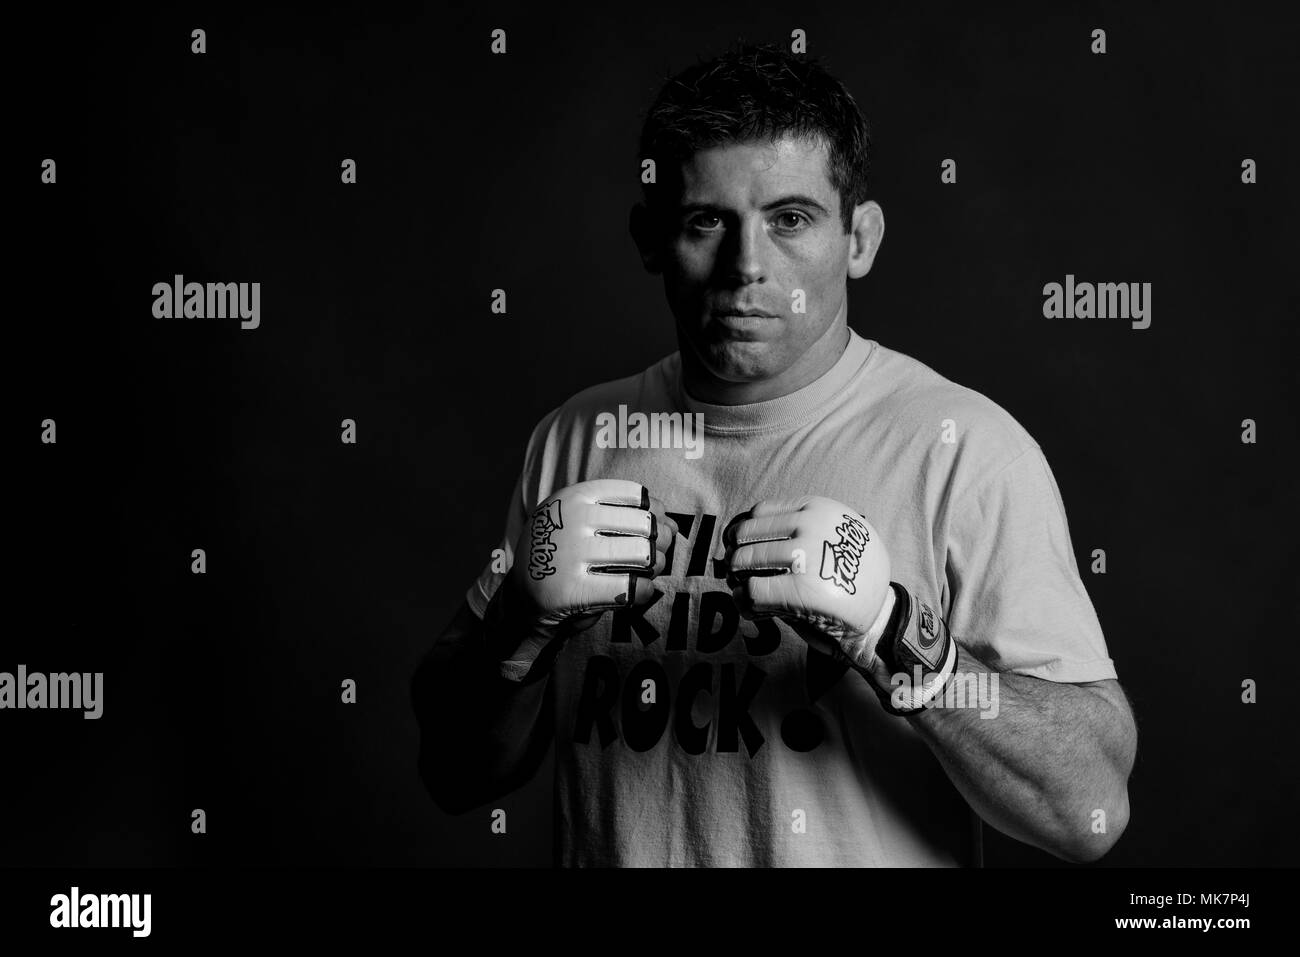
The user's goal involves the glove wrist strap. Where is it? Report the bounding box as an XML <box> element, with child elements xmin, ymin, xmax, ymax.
<box><xmin>870</xmin><ymin>583</ymin><xmax>959</xmax><ymax>716</ymax></box>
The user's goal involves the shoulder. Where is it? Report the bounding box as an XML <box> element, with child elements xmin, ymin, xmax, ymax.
<box><xmin>865</xmin><ymin>340</ymin><xmax>1041</xmax><ymax>492</ymax></box>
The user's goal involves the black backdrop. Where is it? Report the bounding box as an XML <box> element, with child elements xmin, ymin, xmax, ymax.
<box><xmin>9</xmin><ymin>2</ymin><xmax>1298</xmax><ymax>868</ymax></box>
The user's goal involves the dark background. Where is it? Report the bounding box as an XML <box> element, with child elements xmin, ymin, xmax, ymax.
<box><xmin>8</xmin><ymin>2</ymin><xmax>1297</xmax><ymax>868</ymax></box>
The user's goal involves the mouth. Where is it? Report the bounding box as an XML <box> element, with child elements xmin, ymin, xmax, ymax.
<box><xmin>713</xmin><ymin>308</ymin><xmax>778</xmax><ymax>319</ymax></box>
<box><xmin>710</xmin><ymin>310</ymin><xmax>776</xmax><ymax>339</ymax></box>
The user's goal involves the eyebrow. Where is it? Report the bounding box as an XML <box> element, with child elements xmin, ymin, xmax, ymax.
<box><xmin>678</xmin><ymin>194</ymin><xmax>831</xmax><ymax>216</ymax></box>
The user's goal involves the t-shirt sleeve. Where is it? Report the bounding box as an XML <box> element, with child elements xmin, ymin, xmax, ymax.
<box><xmin>464</xmin><ymin>467</ymin><xmax>528</xmax><ymax>621</ymax></box>
<box><xmin>944</xmin><ymin>445</ymin><xmax>1117</xmax><ymax>684</ymax></box>
<box><xmin>463</xmin><ymin>409</ymin><xmax>559</xmax><ymax>621</ymax></box>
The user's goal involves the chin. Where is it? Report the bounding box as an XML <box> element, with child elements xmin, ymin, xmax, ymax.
<box><xmin>703</xmin><ymin>339</ymin><xmax>779</xmax><ymax>381</ymax></box>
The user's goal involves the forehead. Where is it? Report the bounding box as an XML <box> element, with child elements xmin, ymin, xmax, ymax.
<box><xmin>676</xmin><ymin>134</ymin><xmax>834</xmax><ymax>203</ymax></box>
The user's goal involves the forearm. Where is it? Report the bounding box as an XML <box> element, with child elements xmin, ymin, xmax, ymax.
<box><xmin>411</xmin><ymin>611</ymin><xmax>552</xmax><ymax>814</ymax></box>
<box><xmin>901</xmin><ymin>644</ymin><xmax>1136</xmax><ymax>862</ymax></box>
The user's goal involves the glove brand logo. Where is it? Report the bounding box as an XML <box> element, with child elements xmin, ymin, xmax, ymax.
<box><xmin>819</xmin><ymin>514</ymin><xmax>870</xmax><ymax>595</ymax></box>
<box><xmin>527</xmin><ymin>499</ymin><xmax>564</xmax><ymax>581</ymax></box>
<box><xmin>917</xmin><ymin>601</ymin><xmax>939</xmax><ymax>649</ymax></box>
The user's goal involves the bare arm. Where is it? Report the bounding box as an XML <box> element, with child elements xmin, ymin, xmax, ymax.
<box><xmin>904</xmin><ymin>644</ymin><xmax>1138</xmax><ymax>863</ymax></box>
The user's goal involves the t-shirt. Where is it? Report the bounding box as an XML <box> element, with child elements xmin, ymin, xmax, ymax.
<box><xmin>465</xmin><ymin>329</ymin><xmax>1117</xmax><ymax>866</ymax></box>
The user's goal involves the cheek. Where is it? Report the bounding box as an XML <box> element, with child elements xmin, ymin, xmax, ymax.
<box><xmin>668</xmin><ymin>238</ymin><xmax>716</xmax><ymax>277</ymax></box>
<box><xmin>786</xmin><ymin>241</ymin><xmax>843</xmax><ymax>305</ymax></box>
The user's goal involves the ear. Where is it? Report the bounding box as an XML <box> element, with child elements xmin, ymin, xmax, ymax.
<box><xmin>629</xmin><ymin>202</ymin><xmax>663</xmax><ymax>275</ymax></box>
<box><xmin>846</xmin><ymin>201</ymin><xmax>885</xmax><ymax>279</ymax></box>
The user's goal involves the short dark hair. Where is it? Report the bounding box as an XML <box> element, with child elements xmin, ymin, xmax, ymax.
<box><xmin>637</xmin><ymin>41</ymin><xmax>872</xmax><ymax>234</ymax></box>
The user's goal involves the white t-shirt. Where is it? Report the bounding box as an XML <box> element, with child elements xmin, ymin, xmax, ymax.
<box><xmin>466</xmin><ymin>329</ymin><xmax>1117</xmax><ymax>866</ymax></box>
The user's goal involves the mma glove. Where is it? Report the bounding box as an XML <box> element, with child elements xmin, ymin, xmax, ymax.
<box><xmin>722</xmin><ymin>495</ymin><xmax>957</xmax><ymax>715</ymax></box>
<box><xmin>484</xmin><ymin>478</ymin><xmax>677</xmax><ymax>683</ymax></box>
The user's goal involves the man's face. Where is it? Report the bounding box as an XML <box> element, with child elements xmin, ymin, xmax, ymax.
<box><xmin>657</xmin><ymin>134</ymin><xmax>851</xmax><ymax>387</ymax></box>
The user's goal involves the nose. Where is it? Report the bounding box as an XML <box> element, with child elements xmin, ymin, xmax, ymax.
<box><xmin>722</xmin><ymin>215</ymin><xmax>766</xmax><ymax>285</ymax></box>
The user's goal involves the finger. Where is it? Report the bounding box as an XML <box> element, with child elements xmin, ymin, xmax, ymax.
<box><xmin>649</xmin><ymin>541</ymin><xmax>668</xmax><ymax>577</ymax></box>
<box><xmin>723</xmin><ymin>512</ymin><xmax>799</xmax><ymax>552</ymax></box>
<box><xmin>646</xmin><ymin>495</ymin><xmax>681</xmax><ymax>539</ymax></box>
<box><xmin>588</xmin><ymin>502</ymin><xmax>655</xmax><ymax>538</ymax></box>
<box><xmin>727</xmin><ymin>540</ymin><xmax>798</xmax><ymax>579</ymax></box>
<box><xmin>748</xmin><ymin>496</ymin><xmax>814</xmax><ymax>518</ymax></box>
<box><xmin>650</xmin><ymin>513</ymin><xmax>677</xmax><ymax>557</ymax></box>
<box><xmin>581</xmin><ymin>479</ymin><xmax>649</xmax><ymax>508</ymax></box>
<box><xmin>736</xmin><ymin>573</ymin><xmax>790</xmax><ymax>619</ymax></box>
<box><xmin>626</xmin><ymin>575</ymin><xmax>661</xmax><ymax>607</ymax></box>
<box><xmin>572</xmin><ymin>571</ymin><xmax>655</xmax><ymax>612</ymax></box>
<box><xmin>731</xmin><ymin>581</ymin><xmax>781</xmax><ymax>621</ymax></box>
<box><xmin>720</xmin><ymin>508</ymin><xmax>754</xmax><ymax>551</ymax></box>
<box><xmin>580</xmin><ymin>573</ymin><xmax>660</xmax><ymax>611</ymax></box>
<box><xmin>587</xmin><ymin>534</ymin><xmax>655</xmax><ymax>571</ymax></box>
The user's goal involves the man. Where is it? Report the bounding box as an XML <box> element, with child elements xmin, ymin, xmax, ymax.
<box><xmin>412</xmin><ymin>42</ymin><xmax>1137</xmax><ymax>867</ymax></box>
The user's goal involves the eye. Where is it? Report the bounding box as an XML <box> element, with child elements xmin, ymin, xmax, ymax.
<box><xmin>688</xmin><ymin>214</ymin><xmax>722</xmax><ymax>232</ymax></box>
<box><xmin>774</xmin><ymin>211</ymin><xmax>810</xmax><ymax>231</ymax></box>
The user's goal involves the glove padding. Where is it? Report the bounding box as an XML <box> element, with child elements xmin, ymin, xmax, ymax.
<box><xmin>722</xmin><ymin>495</ymin><xmax>956</xmax><ymax>713</ymax></box>
<box><xmin>488</xmin><ymin>478</ymin><xmax>673</xmax><ymax>682</ymax></box>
